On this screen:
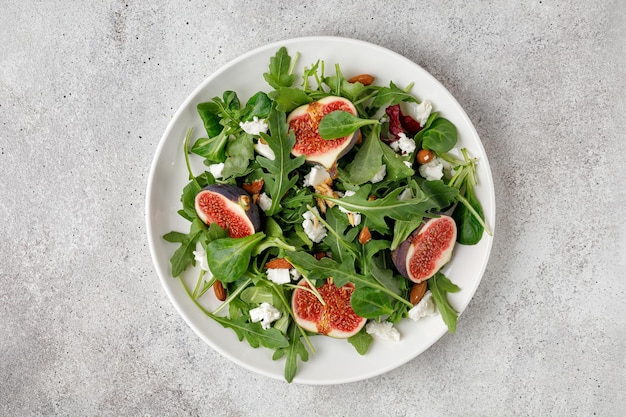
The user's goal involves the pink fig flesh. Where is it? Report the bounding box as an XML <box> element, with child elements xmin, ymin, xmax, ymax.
<box><xmin>392</xmin><ymin>215</ymin><xmax>457</xmax><ymax>283</ymax></box>
<box><xmin>287</xmin><ymin>96</ymin><xmax>360</xmax><ymax>169</ymax></box>
<box><xmin>194</xmin><ymin>184</ymin><xmax>260</xmax><ymax>238</ymax></box>
<box><xmin>292</xmin><ymin>278</ymin><xmax>366</xmax><ymax>339</ymax></box>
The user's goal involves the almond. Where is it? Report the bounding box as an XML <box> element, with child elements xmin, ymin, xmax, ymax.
<box><xmin>213</xmin><ymin>280</ymin><xmax>227</xmax><ymax>301</ymax></box>
<box><xmin>410</xmin><ymin>281</ymin><xmax>428</xmax><ymax>305</ymax></box>
<box><xmin>242</xmin><ymin>178</ymin><xmax>264</xmax><ymax>195</ymax></box>
<box><xmin>348</xmin><ymin>74</ymin><xmax>375</xmax><ymax>86</ymax></box>
<box><xmin>358</xmin><ymin>226</ymin><xmax>372</xmax><ymax>244</ymax></box>
<box><xmin>265</xmin><ymin>258</ymin><xmax>293</xmax><ymax>269</ymax></box>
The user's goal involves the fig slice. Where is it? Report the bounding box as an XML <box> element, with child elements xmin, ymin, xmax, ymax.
<box><xmin>194</xmin><ymin>184</ymin><xmax>261</xmax><ymax>238</ymax></box>
<box><xmin>392</xmin><ymin>215</ymin><xmax>457</xmax><ymax>283</ymax></box>
<box><xmin>292</xmin><ymin>278</ymin><xmax>366</xmax><ymax>339</ymax></box>
<box><xmin>287</xmin><ymin>96</ymin><xmax>360</xmax><ymax>169</ymax></box>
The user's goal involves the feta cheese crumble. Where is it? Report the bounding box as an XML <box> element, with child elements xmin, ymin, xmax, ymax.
<box><xmin>254</xmin><ymin>140</ymin><xmax>275</xmax><ymax>160</ymax></box>
<box><xmin>266</xmin><ymin>268</ymin><xmax>291</xmax><ymax>285</ymax></box>
<box><xmin>418</xmin><ymin>157</ymin><xmax>444</xmax><ymax>181</ymax></box>
<box><xmin>338</xmin><ymin>190</ymin><xmax>362</xmax><ymax>226</ymax></box>
<box><xmin>257</xmin><ymin>192</ymin><xmax>272</xmax><ymax>211</ymax></box>
<box><xmin>303</xmin><ymin>165</ymin><xmax>330</xmax><ymax>187</ymax></box>
<box><xmin>249</xmin><ymin>302</ymin><xmax>281</xmax><ymax>330</ymax></box>
<box><xmin>366</xmin><ymin>321</ymin><xmax>401</xmax><ymax>342</ymax></box>
<box><xmin>397</xmin><ymin>188</ymin><xmax>413</xmax><ymax>201</ymax></box>
<box><xmin>370</xmin><ymin>164</ymin><xmax>387</xmax><ymax>183</ymax></box>
<box><xmin>290</xmin><ymin>268</ymin><xmax>301</xmax><ymax>280</ymax></box>
<box><xmin>415</xmin><ymin>100</ymin><xmax>433</xmax><ymax>126</ymax></box>
<box><xmin>390</xmin><ymin>132</ymin><xmax>416</xmax><ymax>155</ymax></box>
<box><xmin>302</xmin><ymin>207</ymin><xmax>327</xmax><ymax>243</ymax></box>
<box><xmin>207</xmin><ymin>162</ymin><xmax>224</xmax><ymax>179</ymax></box>
<box><xmin>192</xmin><ymin>247</ymin><xmax>212</xmax><ymax>273</ymax></box>
<box><xmin>408</xmin><ymin>291</ymin><xmax>437</xmax><ymax>321</ymax></box>
<box><xmin>240</xmin><ymin>116</ymin><xmax>269</xmax><ymax>135</ymax></box>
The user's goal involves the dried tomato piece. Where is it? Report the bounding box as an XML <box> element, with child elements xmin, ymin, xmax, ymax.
<box><xmin>400</xmin><ymin>114</ymin><xmax>422</xmax><ymax>136</ymax></box>
<box><xmin>385</xmin><ymin>104</ymin><xmax>404</xmax><ymax>140</ymax></box>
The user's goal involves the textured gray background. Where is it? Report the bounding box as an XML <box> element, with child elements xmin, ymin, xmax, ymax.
<box><xmin>1</xmin><ymin>1</ymin><xmax>625</xmax><ymax>416</ymax></box>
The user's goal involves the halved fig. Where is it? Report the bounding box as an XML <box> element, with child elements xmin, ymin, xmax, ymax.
<box><xmin>392</xmin><ymin>215</ymin><xmax>457</xmax><ymax>283</ymax></box>
<box><xmin>292</xmin><ymin>278</ymin><xmax>366</xmax><ymax>338</ymax></box>
<box><xmin>287</xmin><ymin>96</ymin><xmax>360</xmax><ymax>169</ymax></box>
<box><xmin>194</xmin><ymin>184</ymin><xmax>261</xmax><ymax>238</ymax></box>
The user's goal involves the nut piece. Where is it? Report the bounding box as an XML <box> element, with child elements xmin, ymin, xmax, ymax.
<box><xmin>410</xmin><ymin>281</ymin><xmax>428</xmax><ymax>305</ymax></box>
<box><xmin>213</xmin><ymin>281</ymin><xmax>227</xmax><ymax>301</ymax></box>
<box><xmin>265</xmin><ymin>258</ymin><xmax>293</xmax><ymax>269</ymax></box>
<box><xmin>358</xmin><ymin>226</ymin><xmax>372</xmax><ymax>244</ymax></box>
<box><xmin>348</xmin><ymin>74</ymin><xmax>375</xmax><ymax>86</ymax></box>
<box><xmin>417</xmin><ymin>149</ymin><xmax>435</xmax><ymax>165</ymax></box>
<box><xmin>242</xmin><ymin>178</ymin><xmax>264</xmax><ymax>195</ymax></box>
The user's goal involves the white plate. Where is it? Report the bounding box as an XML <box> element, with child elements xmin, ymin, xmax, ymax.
<box><xmin>146</xmin><ymin>36</ymin><xmax>495</xmax><ymax>385</ymax></box>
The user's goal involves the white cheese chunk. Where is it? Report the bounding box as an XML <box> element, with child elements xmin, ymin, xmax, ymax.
<box><xmin>338</xmin><ymin>190</ymin><xmax>362</xmax><ymax>226</ymax></box>
<box><xmin>258</xmin><ymin>192</ymin><xmax>272</xmax><ymax>211</ymax></box>
<box><xmin>397</xmin><ymin>133</ymin><xmax>416</xmax><ymax>154</ymax></box>
<box><xmin>208</xmin><ymin>162</ymin><xmax>224</xmax><ymax>179</ymax></box>
<box><xmin>366</xmin><ymin>321</ymin><xmax>401</xmax><ymax>342</ymax></box>
<box><xmin>418</xmin><ymin>157</ymin><xmax>444</xmax><ymax>181</ymax></box>
<box><xmin>397</xmin><ymin>188</ymin><xmax>413</xmax><ymax>201</ymax></box>
<box><xmin>290</xmin><ymin>268</ymin><xmax>301</xmax><ymax>280</ymax></box>
<box><xmin>192</xmin><ymin>246</ymin><xmax>211</xmax><ymax>274</ymax></box>
<box><xmin>266</xmin><ymin>268</ymin><xmax>291</xmax><ymax>285</ymax></box>
<box><xmin>303</xmin><ymin>165</ymin><xmax>330</xmax><ymax>187</ymax></box>
<box><xmin>415</xmin><ymin>100</ymin><xmax>433</xmax><ymax>126</ymax></box>
<box><xmin>408</xmin><ymin>291</ymin><xmax>437</xmax><ymax>321</ymax></box>
<box><xmin>302</xmin><ymin>207</ymin><xmax>327</xmax><ymax>243</ymax></box>
<box><xmin>240</xmin><ymin>116</ymin><xmax>269</xmax><ymax>135</ymax></box>
<box><xmin>249</xmin><ymin>302</ymin><xmax>281</xmax><ymax>330</ymax></box>
<box><xmin>254</xmin><ymin>140</ymin><xmax>275</xmax><ymax>160</ymax></box>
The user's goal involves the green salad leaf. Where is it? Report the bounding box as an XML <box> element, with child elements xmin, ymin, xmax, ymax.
<box><xmin>257</xmin><ymin>107</ymin><xmax>306</xmax><ymax>215</ymax></box>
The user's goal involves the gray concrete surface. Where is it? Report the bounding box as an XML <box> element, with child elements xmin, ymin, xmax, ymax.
<box><xmin>1</xmin><ymin>1</ymin><xmax>625</xmax><ymax>416</ymax></box>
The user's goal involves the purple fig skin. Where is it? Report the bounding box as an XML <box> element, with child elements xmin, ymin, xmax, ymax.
<box><xmin>391</xmin><ymin>215</ymin><xmax>456</xmax><ymax>283</ymax></box>
<box><xmin>391</xmin><ymin>235</ymin><xmax>412</xmax><ymax>278</ymax></box>
<box><xmin>195</xmin><ymin>184</ymin><xmax>261</xmax><ymax>233</ymax></box>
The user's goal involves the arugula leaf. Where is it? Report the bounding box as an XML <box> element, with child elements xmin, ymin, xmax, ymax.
<box><xmin>351</xmin><ymin>287</ymin><xmax>394</xmax><ymax>318</ymax></box>
<box><xmin>256</xmin><ymin>107</ymin><xmax>306</xmax><ymax>215</ymax></box>
<box><xmin>163</xmin><ymin>218</ymin><xmax>206</xmax><ymax>277</ymax></box>
<box><xmin>317</xmin><ymin>184</ymin><xmax>457</xmax><ymax>234</ymax></box>
<box><xmin>318</xmin><ymin>110</ymin><xmax>378</xmax><ymax>140</ymax></box>
<box><xmin>367</xmin><ymin>256</ymin><xmax>401</xmax><ymax>295</ymax></box>
<box><xmin>273</xmin><ymin>322</ymin><xmax>310</xmax><ymax>383</ymax></box>
<box><xmin>321</xmin><ymin>208</ymin><xmax>360</xmax><ymax>263</ymax></box>
<box><xmin>263</xmin><ymin>47</ymin><xmax>295</xmax><ymax>89</ymax></box>
<box><xmin>240</xmin><ymin>285</ymin><xmax>275</xmax><ymax>305</ymax></box>
<box><xmin>422</xmin><ymin>118</ymin><xmax>457</xmax><ymax>154</ymax></box>
<box><xmin>206</xmin><ymin>232</ymin><xmax>266</xmax><ymax>282</ymax></box>
<box><xmin>285</xmin><ymin>252</ymin><xmax>413</xmax><ymax>308</ymax></box>
<box><xmin>348</xmin><ymin>328</ymin><xmax>374</xmax><ymax>355</ymax></box>
<box><xmin>380</xmin><ymin>141</ymin><xmax>414</xmax><ymax>181</ymax></box>
<box><xmin>209</xmin><ymin>314</ymin><xmax>289</xmax><ymax>349</ymax></box>
<box><xmin>268</xmin><ymin>87</ymin><xmax>312</xmax><ymax>113</ymax></box>
<box><xmin>346</xmin><ymin>125</ymin><xmax>384</xmax><ymax>185</ymax></box>
<box><xmin>371</xmin><ymin>81</ymin><xmax>419</xmax><ymax>108</ymax></box>
<box><xmin>428</xmin><ymin>272</ymin><xmax>460</xmax><ymax>333</ymax></box>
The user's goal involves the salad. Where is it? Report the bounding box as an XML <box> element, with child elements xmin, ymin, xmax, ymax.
<box><xmin>163</xmin><ymin>46</ymin><xmax>491</xmax><ymax>382</ymax></box>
